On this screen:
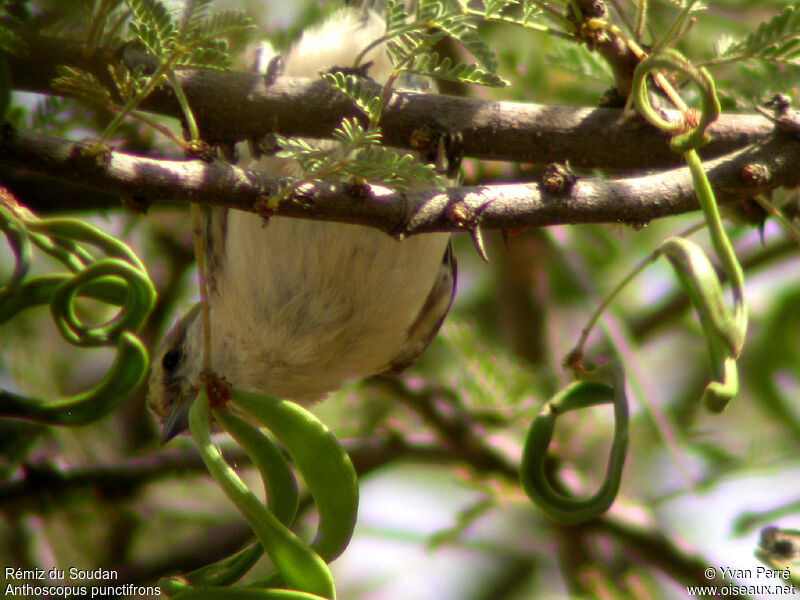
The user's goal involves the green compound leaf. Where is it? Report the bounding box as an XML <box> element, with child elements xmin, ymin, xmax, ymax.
<box><xmin>52</xmin><ymin>66</ymin><xmax>113</xmax><ymax>106</ymax></box>
<box><xmin>384</xmin><ymin>0</ymin><xmax>411</xmax><ymax>37</ymax></box>
<box><xmin>520</xmin><ymin>366</ymin><xmax>628</xmax><ymax>523</ymax></box>
<box><xmin>126</xmin><ymin>0</ymin><xmax>177</xmax><ymax>59</ymax></box>
<box><xmin>185</xmin><ymin>8</ymin><xmax>255</xmax><ymax>41</ymax></box>
<box><xmin>231</xmin><ymin>391</ymin><xmax>359</xmax><ymax>563</ymax></box>
<box><xmin>436</xmin><ymin>13</ymin><xmax>498</xmax><ymax>73</ymax></box>
<box><xmin>721</xmin><ymin>4</ymin><xmax>800</xmax><ymax>64</ymax></box>
<box><xmin>322</xmin><ymin>72</ymin><xmax>382</xmax><ymax>122</ymax></box>
<box><xmin>403</xmin><ymin>50</ymin><xmax>508</xmax><ymax>87</ymax></box>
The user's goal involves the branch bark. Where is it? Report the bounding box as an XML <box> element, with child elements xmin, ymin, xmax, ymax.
<box><xmin>3</xmin><ymin>126</ymin><xmax>799</xmax><ymax>233</ymax></box>
<box><xmin>6</xmin><ymin>31</ymin><xmax>773</xmax><ymax>171</ymax></box>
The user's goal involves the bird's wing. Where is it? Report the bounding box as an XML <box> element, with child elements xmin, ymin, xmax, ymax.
<box><xmin>382</xmin><ymin>239</ymin><xmax>456</xmax><ymax>375</ymax></box>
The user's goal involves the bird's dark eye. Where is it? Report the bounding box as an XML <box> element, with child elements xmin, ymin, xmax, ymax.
<box><xmin>162</xmin><ymin>348</ymin><xmax>183</xmax><ymax>372</ymax></box>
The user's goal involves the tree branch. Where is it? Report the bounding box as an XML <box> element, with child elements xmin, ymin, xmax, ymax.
<box><xmin>6</xmin><ymin>31</ymin><xmax>773</xmax><ymax>171</ymax></box>
<box><xmin>3</xmin><ymin>125</ymin><xmax>799</xmax><ymax>233</ymax></box>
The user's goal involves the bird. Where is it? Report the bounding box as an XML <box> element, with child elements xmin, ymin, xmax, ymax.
<box><xmin>148</xmin><ymin>7</ymin><xmax>456</xmax><ymax>442</ymax></box>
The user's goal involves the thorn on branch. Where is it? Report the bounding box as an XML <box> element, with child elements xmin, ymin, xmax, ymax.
<box><xmin>757</xmin><ymin>94</ymin><xmax>800</xmax><ymax>139</ymax></box>
<box><xmin>345</xmin><ymin>177</ymin><xmax>371</xmax><ymax>201</ymax></box>
<box><xmin>121</xmin><ymin>196</ymin><xmax>150</xmax><ymax>214</ymax></box>
<box><xmin>738</xmin><ymin>163</ymin><xmax>770</xmax><ymax>187</ymax></box>
<box><xmin>765</xmin><ymin>93</ymin><xmax>792</xmax><ymax>117</ymax></box>
<box><xmin>444</xmin><ymin>201</ymin><xmax>489</xmax><ymax>261</ymax></box>
<box><xmin>69</xmin><ymin>139</ymin><xmax>111</xmax><ymax>177</ymax></box>
<box><xmin>253</xmin><ymin>194</ymin><xmax>275</xmax><ymax>225</ymax></box>
<box><xmin>543</xmin><ymin>162</ymin><xmax>577</xmax><ymax>195</ymax></box>
<box><xmin>470</xmin><ymin>225</ymin><xmax>489</xmax><ymax>263</ymax></box>
<box><xmin>184</xmin><ymin>140</ymin><xmax>216</xmax><ymax>163</ymax></box>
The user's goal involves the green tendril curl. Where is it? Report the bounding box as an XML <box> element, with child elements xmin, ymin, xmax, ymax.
<box><xmin>520</xmin><ymin>364</ymin><xmax>628</xmax><ymax>523</ymax></box>
<box><xmin>632</xmin><ymin>49</ymin><xmax>747</xmax><ymax>412</ymax></box>
<box><xmin>0</xmin><ymin>201</ymin><xmax>155</xmax><ymax>425</ymax></box>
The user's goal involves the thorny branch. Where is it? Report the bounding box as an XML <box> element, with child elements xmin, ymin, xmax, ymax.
<box><xmin>5</xmin><ymin>31</ymin><xmax>799</xmax><ymax>232</ymax></box>
<box><xmin>6</xmin><ymin>31</ymin><xmax>773</xmax><ymax>171</ymax></box>
<box><xmin>1</xmin><ymin>125</ymin><xmax>799</xmax><ymax>235</ymax></box>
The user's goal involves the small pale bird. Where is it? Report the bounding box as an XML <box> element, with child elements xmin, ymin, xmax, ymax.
<box><xmin>148</xmin><ymin>7</ymin><xmax>456</xmax><ymax>441</ymax></box>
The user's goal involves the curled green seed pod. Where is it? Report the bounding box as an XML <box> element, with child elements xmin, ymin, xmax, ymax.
<box><xmin>26</xmin><ymin>217</ymin><xmax>147</xmax><ymax>272</ymax></box>
<box><xmin>189</xmin><ymin>393</ymin><xmax>336</xmax><ymax>600</ymax></box>
<box><xmin>231</xmin><ymin>390</ymin><xmax>359</xmax><ymax>563</ymax></box>
<box><xmin>50</xmin><ymin>258</ymin><xmax>156</xmax><ymax>346</ymax></box>
<box><xmin>0</xmin><ymin>208</ymin><xmax>32</xmax><ymax>302</ymax></box>
<box><xmin>213</xmin><ymin>409</ymin><xmax>299</xmax><ymax>527</ymax></box>
<box><xmin>520</xmin><ymin>366</ymin><xmax>628</xmax><ymax>523</ymax></box>
<box><xmin>0</xmin><ymin>332</ymin><xmax>149</xmax><ymax>424</ymax></box>
<box><xmin>180</xmin><ymin>542</ymin><xmax>264</xmax><ymax>588</ymax></box>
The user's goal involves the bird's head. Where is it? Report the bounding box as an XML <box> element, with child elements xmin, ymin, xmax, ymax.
<box><xmin>147</xmin><ymin>304</ymin><xmax>205</xmax><ymax>443</ymax></box>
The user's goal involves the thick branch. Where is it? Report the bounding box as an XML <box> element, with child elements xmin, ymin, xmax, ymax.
<box><xmin>6</xmin><ymin>32</ymin><xmax>773</xmax><ymax>171</ymax></box>
<box><xmin>2</xmin><ymin>126</ymin><xmax>799</xmax><ymax>233</ymax></box>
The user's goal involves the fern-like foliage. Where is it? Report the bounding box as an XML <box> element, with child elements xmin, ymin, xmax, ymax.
<box><xmin>402</xmin><ymin>50</ymin><xmax>508</xmax><ymax>86</ymax></box>
<box><xmin>276</xmin><ymin>116</ymin><xmax>446</xmax><ymax>192</ymax></box>
<box><xmin>438</xmin><ymin>318</ymin><xmax>537</xmax><ymax>416</ymax></box>
<box><xmin>331</xmin><ymin>117</ymin><xmax>383</xmax><ymax>150</ymax></box>
<box><xmin>84</xmin><ymin>0</ymin><xmax>130</xmax><ymax>47</ymax></box>
<box><xmin>520</xmin><ymin>2</ymin><xmax>542</xmax><ymax>26</ymax></box>
<box><xmin>416</xmin><ymin>0</ymin><xmax>448</xmax><ymax>23</ymax></box>
<box><xmin>481</xmin><ymin>0</ymin><xmax>519</xmax><ymax>19</ymax></box>
<box><xmin>718</xmin><ymin>4</ymin><xmax>800</xmax><ymax>65</ymax></box>
<box><xmin>331</xmin><ymin>118</ymin><xmax>445</xmax><ymax>189</ymax></box>
<box><xmin>107</xmin><ymin>62</ymin><xmax>147</xmax><ymax>101</ymax></box>
<box><xmin>322</xmin><ymin>72</ymin><xmax>382</xmax><ymax>122</ymax></box>
<box><xmin>274</xmin><ymin>135</ymin><xmax>332</xmax><ymax>175</ymax></box>
<box><xmin>180</xmin><ymin>4</ymin><xmax>256</xmax><ymax>70</ymax></box>
<box><xmin>547</xmin><ymin>45</ymin><xmax>613</xmax><ymax>84</ymax></box>
<box><xmin>384</xmin><ymin>0</ymin><xmax>412</xmax><ymax>37</ymax></box>
<box><xmin>61</xmin><ymin>0</ymin><xmax>256</xmax><ymax>145</ymax></box>
<box><xmin>436</xmin><ymin>14</ymin><xmax>498</xmax><ymax>72</ymax></box>
<box><xmin>379</xmin><ymin>0</ymin><xmax>514</xmax><ymax>90</ymax></box>
<box><xmin>126</xmin><ymin>0</ymin><xmax>176</xmax><ymax>58</ymax></box>
<box><xmin>350</xmin><ymin>145</ymin><xmax>444</xmax><ymax>190</ymax></box>
<box><xmin>306</xmin><ymin>0</ymin><xmax>519</xmax><ymax>195</ymax></box>
<box><xmin>386</xmin><ymin>30</ymin><xmax>434</xmax><ymax>65</ymax></box>
<box><xmin>52</xmin><ymin>66</ymin><xmax>112</xmax><ymax>105</ymax></box>
<box><xmin>125</xmin><ymin>0</ymin><xmax>254</xmax><ymax>71</ymax></box>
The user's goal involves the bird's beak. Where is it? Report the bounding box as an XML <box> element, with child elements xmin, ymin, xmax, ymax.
<box><xmin>161</xmin><ymin>395</ymin><xmax>192</xmax><ymax>445</ymax></box>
